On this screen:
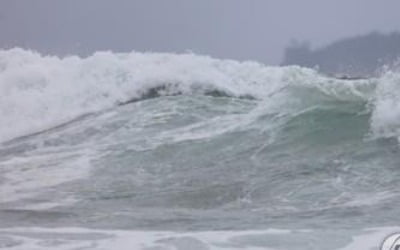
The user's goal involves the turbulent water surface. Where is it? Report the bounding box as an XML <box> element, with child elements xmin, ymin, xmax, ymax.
<box><xmin>1</xmin><ymin>49</ymin><xmax>400</xmax><ymax>249</ymax></box>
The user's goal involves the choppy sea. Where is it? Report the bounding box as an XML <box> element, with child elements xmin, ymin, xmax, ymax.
<box><xmin>1</xmin><ymin>49</ymin><xmax>400</xmax><ymax>249</ymax></box>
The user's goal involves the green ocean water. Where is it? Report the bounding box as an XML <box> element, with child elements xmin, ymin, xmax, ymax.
<box><xmin>1</xmin><ymin>49</ymin><xmax>400</xmax><ymax>249</ymax></box>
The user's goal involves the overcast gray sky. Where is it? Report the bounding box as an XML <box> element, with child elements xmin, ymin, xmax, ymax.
<box><xmin>1</xmin><ymin>0</ymin><xmax>400</xmax><ymax>64</ymax></box>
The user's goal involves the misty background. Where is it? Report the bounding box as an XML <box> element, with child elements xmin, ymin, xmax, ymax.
<box><xmin>1</xmin><ymin>0</ymin><xmax>400</xmax><ymax>75</ymax></box>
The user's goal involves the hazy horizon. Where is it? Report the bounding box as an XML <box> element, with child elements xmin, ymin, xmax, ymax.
<box><xmin>1</xmin><ymin>0</ymin><xmax>400</xmax><ymax>64</ymax></box>
<box><xmin>3</xmin><ymin>2</ymin><xmax>400</xmax><ymax>250</ymax></box>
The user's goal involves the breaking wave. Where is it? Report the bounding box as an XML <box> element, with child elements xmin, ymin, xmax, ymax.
<box><xmin>0</xmin><ymin>48</ymin><xmax>399</xmax><ymax>143</ymax></box>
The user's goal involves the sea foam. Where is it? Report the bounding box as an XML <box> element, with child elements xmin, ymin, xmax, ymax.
<box><xmin>0</xmin><ymin>48</ymin><xmax>397</xmax><ymax>143</ymax></box>
<box><xmin>0</xmin><ymin>226</ymin><xmax>397</xmax><ymax>250</ymax></box>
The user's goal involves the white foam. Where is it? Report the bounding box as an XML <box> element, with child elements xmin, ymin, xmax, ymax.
<box><xmin>0</xmin><ymin>227</ymin><xmax>295</xmax><ymax>250</ymax></box>
<box><xmin>338</xmin><ymin>227</ymin><xmax>400</xmax><ymax>250</ymax></box>
<box><xmin>0</xmin><ymin>148</ymin><xmax>92</xmax><ymax>206</ymax></box>
<box><xmin>0</xmin><ymin>226</ymin><xmax>398</xmax><ymax>250</ymax></box>
<box><xmin>370</xmin><ymin>71</ymin><xmax>400</xmax><ymax>140</ymax></box>
<box><xmin>0</xmin><ymin>48</ymin><xmax>376</xmax><ymax>143</ymax></box>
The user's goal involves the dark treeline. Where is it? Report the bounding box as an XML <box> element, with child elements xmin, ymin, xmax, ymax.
<box><xmin>281</xmin><ymin>32</ymin><xmax>400</xmax><ymax>77</ymax></box>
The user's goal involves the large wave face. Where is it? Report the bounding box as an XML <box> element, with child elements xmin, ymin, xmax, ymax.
<box><xmin>2</xmin><ymin>49</ymin><xmax>400</xmax><ymax>249</ymax></box>
<box><xmin>3</xmin><ymin>48</ymin><xmax>397</xmax><ymax>143</ymax></box>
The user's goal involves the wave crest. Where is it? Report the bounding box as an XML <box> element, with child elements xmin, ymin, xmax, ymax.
<box><xmin>0</xmin><ymin>48</ymin><xmax>397</xmax><ymax>143</ymax></box>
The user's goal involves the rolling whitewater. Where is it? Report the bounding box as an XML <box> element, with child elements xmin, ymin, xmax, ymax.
<box><xmin>1</xmin><ymin>48</ymin><xmax>400</xmax><ymax>249</ymax></box>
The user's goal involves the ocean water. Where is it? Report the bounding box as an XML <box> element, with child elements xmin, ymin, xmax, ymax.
<box><xmin>1</xmin><ymin>48</ymin><xmax>400</xmax><ymax>249</ymax></box>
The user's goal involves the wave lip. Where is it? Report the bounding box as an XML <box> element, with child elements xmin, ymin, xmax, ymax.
<box><xmin>0</xmin><ymin>48</ymin><xmax>393</xmax><ymax>143</ymax></box>
<box><xmin>371</xmin><ymin>71</ymin><xmax>400</xmax><ymax>140</ymax></box>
